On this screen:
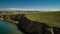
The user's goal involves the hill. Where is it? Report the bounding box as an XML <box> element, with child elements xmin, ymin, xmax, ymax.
<box><xmin>0</xmin><ymin>11</ymin><xmax>60</xmax><ymax>28</ymax></box>
<box><xmin>25</xmin><ymin>11</ymin><xmax>60</xmax><ymax>28</ymax></box>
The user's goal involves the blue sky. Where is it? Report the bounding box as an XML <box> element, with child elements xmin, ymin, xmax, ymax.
<box><xmin>0</xmin><ymin>0</ymin><xmax>60</xmax><ymax>11</ymax></box>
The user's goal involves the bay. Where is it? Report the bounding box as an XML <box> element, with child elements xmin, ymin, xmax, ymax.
<box><xmin>0</xmin><ymin>20</ymin><xmax>23</xmax><ymax>34</ymax></box>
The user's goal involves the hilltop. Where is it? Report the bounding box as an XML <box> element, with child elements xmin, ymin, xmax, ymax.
<box><xmin>0</xmin><ymin>11</ymin><xmax>60</xmax><ymax>28</ymax></box>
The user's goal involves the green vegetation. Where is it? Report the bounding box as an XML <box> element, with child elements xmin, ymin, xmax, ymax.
<box><xmin>25</xmin><ymin>12</ymin><xmax>60</xmax><ymax>28</ymax></box>
<box><xmin>0</xmin><ymin>11</ymin><xmax>60</xmax><ymax>28</ymax></box>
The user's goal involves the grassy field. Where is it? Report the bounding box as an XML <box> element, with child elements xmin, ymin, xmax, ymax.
<box><xmin>24</xmin><ymin>11</ymin><xmax>60</xmax><ymax>28</ymax></box>
<box><xmin>0</xmin><ymin>11</ymin><xmax>60</xmax><ymax>28</ymax></box>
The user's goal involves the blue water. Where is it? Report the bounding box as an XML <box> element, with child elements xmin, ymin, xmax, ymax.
<box><xmin>0</xmin><ymin>20</ymin><xmax>23</xmax><ymax>34</ymax></box>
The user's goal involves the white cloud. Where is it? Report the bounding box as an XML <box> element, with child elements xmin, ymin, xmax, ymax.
<box><xmin>0</xmin><ymin>8</ymin><xmax>60</xmax><ymax>11</ymax></box>
<box><xmin>0</xmin><ymin>8</ymin><xmax>33</xmax><ymax>11</ymax></box>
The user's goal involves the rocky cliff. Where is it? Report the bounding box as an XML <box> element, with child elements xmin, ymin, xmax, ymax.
<box><xmin>10</xmin><ymin>14</ymin><xmax>60</xmax><ymax>34</ymax></box>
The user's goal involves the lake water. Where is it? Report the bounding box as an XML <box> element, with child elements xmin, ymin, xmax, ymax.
<box><xmin>0</xmin><ymin>20</ymin><xmax>23</xmax><ymax>34</ymax></box>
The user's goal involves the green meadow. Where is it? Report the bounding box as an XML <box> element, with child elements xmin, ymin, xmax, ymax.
<box><xmin>24</xmin><ymin>11</ymin><xmax>60</xmax><ymax>28</ymax></box>
<box><xmin>0</xmin><ymin>11</ymin><xmax>60</xmax><ymax>28</ymax></box>
<box><xmin>0</xmin><ymin>11</ymin><xmax>60</xmax><ymax>34</ymax></box>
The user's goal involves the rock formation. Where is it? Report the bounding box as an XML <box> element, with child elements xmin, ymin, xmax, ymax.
<box><xmin>3</xmin><ymin>14</ymin><xmax>60</xmax><ymax>34</ymax></box>
<box><xmin>10</xmin><ymin>14</ymin><xmax>53</xmax><ymax>34</ymax></box>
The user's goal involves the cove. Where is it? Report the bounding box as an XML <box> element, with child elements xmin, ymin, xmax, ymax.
<box><xmin>0</xmin><ymin>20</ymin><xmax>23</xmax><ymax>34</ymax></box>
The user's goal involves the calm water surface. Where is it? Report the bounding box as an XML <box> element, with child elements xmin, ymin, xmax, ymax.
<box><xmin>0</xmin><ymin>20</ymin><xmax>23</xmax><ymax>34</ymax></box>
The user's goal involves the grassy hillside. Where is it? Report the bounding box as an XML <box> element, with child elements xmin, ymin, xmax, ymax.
<box><xmin>0</xmin><ymin>11</ymin><xmax>60</xmax><ymax>28</ymax></box>
<box><xmin>25</xmin><ymin>11</ymin><xmax>60</xmax><ymax>28</ymax></box>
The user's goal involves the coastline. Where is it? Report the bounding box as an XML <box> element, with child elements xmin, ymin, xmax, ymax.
<box><xmin>0</xmin><ymin>17</ymin><xmax>18</xmax><ymax>24</ymax></box>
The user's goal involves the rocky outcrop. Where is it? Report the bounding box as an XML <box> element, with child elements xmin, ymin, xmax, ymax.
<box><xmin>53</xmin><ymin>27</ymin><xmax>60</xmax><ymax>34</ymax></box>
<box><xmin>10</xmin><ymin>14</ymin><xmax>60</xmax><ymax>34</ymax></box>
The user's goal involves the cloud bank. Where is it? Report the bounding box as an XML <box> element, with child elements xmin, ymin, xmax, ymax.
<box><xmin>0</xmin><ymin>8</ymin><xmax>60</xmax><ymax>11</ymax></box>
<box><xmin>0</xmin><ymin>8</ymin><xmax>33</xmax><ymax>11</ymax></box>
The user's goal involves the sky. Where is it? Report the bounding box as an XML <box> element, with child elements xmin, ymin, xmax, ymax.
<box><xmin>0</xmin><ymin>0</ymin><xmax>60</xmax><ymax>11</ymax></box>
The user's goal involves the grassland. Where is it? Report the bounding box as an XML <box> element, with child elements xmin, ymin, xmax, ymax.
<box><xmin>24</xmin><ymin>11</ymin><xmax>60</xmax><ymax>28</ymax></box>
<box><xmin>0</xmin><ymin>11</ymin><xmax>60</xmax><ymax>28</ymax></box>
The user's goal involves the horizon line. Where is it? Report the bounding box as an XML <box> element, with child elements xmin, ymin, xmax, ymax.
<box><xmin>0</xmin><ymin>8</ymin><xmax>60</xmax><ymax>11</ymax></box>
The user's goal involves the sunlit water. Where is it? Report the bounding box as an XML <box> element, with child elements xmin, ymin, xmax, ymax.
<box><xmin>0</xmin><ymin>20</ymin><xmax>23</xmax><ymax>34</ymax></box>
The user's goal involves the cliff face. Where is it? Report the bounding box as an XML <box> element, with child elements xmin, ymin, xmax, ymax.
<box><xmin>16</xmin><ymin>15</ymin><xmax>49</xmax><ymax>34</ymax></box>
<box><xmin>10</xmin><ymin>14</ymin><xmax>60</xmax><ymax>34</ymax></box>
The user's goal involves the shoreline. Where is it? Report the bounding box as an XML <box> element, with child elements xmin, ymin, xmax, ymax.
<box><xmin>0</xmin><ymin>17</ymin><xmax>18</xmax><ymax>24</ymax></box>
